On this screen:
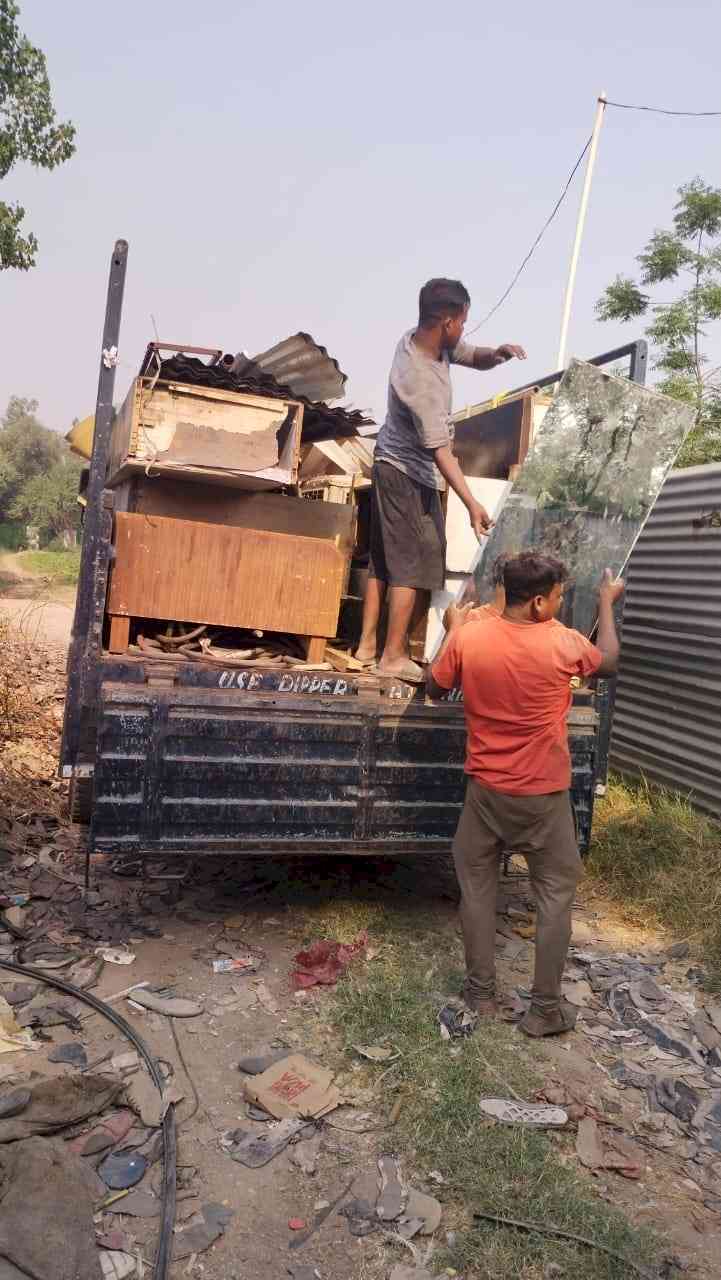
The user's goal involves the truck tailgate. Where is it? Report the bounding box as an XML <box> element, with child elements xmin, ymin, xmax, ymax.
<box><xmin>90</xmin><ymin>682</ymin><xmax>468</xmax><ymax>855</ymax></box>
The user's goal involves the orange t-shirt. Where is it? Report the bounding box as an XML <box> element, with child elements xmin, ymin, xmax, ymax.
<box><xmin>431</xmin><ymin>615</ymin><xmax>602</xmax><ymax>795</ymax></box>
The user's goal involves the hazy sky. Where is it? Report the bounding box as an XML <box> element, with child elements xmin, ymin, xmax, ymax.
<box><xmin>2</xmin><ymin>0</ymin><xmax>720</xmax><ymax>434</ymax></box>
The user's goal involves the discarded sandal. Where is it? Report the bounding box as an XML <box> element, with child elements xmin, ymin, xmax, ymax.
<box><xmin>518</xmin><ymin>1002</ymin><xmax>577</xmax><ymax>1038</ymax></box>
<box><xmin>127</xmin><ymin>990</ymin><xmax>203</xmax><ymax>1018</ymax></box>
<box><xmin>479</xmin><ymin>1097</ymin><xmax>568</xmax><ymax>1126</ymax></box>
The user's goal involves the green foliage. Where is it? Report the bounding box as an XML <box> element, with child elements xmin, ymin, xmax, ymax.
<box><xmin>14</xmin><ymin>548</ymin><xmax>79</xmax><ymax>583</ymax></box>
<box><xmin>0</xmin><ymin>520</ymin><xmax>23</xmax><ymax>550</ymax></box>
<box><xmin>10</xmin><ymin>457</ymin><xmax>80</xmax><ymax>540</ymax></box>
<box><xmin>596</xmin><ymin>178</ymin><xmax>721</xmax><ymax>467</ymax></box>
<box><xmin>595</xmin><ymin>275</ymin><xmax>649</xmax><ymax>322</ymax></box>
<box><xmin>0</xmin><ymin>0</ymin><xmax>76</xmax><ymax>270</ymax></box>
<box><xmin>0</xmin><ymin>396</ymin><xmax>82</xmax><ymax>543</ymax></box>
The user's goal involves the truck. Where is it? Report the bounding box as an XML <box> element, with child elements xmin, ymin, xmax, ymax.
<box><xmin>60</xmin><ymin>241</ymin><xmax>649</xmax><ymax>874</ymax></box>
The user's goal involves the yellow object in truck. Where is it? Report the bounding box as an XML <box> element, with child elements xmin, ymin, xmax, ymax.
<box><xmin>65</xmin><ymin>414</ymin><xmax>94</xmax><ymax>459</ymax></box>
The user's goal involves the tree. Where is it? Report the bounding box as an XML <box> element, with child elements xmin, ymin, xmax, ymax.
<box><xmin>0</xmin><ymin>0</ymin><xmax>75</xmax><ymax>270</ymax></box>
<box><xmin>0</xmin><ymin>396</ymin><xmax>63</xmax><ymax>515</ymax></box>
<box><xmin>0</xmin><ymin>396</ymin><xmax>82</xmax><ymax>542</ymax></box>
<box><xmin>10</xmin><ymin>455</ymin><xmax>81</xmax><ymax>542</ymax></box>
<box><xmin>596</xmin><ymin>178</ymin><xmax>721</xmax><ymax>467</ymax></box>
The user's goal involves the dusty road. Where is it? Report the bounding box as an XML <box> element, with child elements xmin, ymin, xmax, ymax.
<box><xmin>0</xmin><ymin>551</ymin><xmax>74</xmax><ymax>651</ymax></box>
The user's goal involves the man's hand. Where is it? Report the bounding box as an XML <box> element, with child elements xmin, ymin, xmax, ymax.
<box><xmin>492</xmin><ymin>343</ymin><xmax>527</xmax><ymax>365</ymax></box>
<box><xmin>443</xmin><ymin>602</ymin><xmax>473</xmax><ymax>633</ymax></box>
<box><xmin>467</xmin><ymin>499</ymin><xmax>493</xmax><ymax>538</ymax></box>
<box><xmin>599</xmin><ymin>567</ymin><xmax>624</xmax><ymax>606</ymax></box>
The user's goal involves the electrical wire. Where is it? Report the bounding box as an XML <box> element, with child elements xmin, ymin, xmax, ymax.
<box><xmin>0</xmin><ymin>958</ymin><xmax>177</xmax><ymax>1280</ymax></box>
<box><xmin>605</xmin><ymin>99</ymin><xmax>721</xmax><ymax>117</ymax></box>
<box><xmin>167</xmin><ymin>1015</ymin><xmax>201</xmax><ymax>1128</ymax></box>
<box><xmin>465</xmin><ymin>134</ymin><xmax>592</xmax><ymax>336</ymax></box>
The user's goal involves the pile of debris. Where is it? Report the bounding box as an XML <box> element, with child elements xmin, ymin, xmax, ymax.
<box><xmin>0</xmin><ymin>616</ymin><xmax>67</xmax><ymax>814</ymax></box>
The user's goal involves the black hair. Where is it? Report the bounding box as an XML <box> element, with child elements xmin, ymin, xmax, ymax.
<box><xmin>503</xmin><ymin>552</ymin><xmax>568</xmax><ymax>606</ymax></box>
<box><xmin>418</xmin><ymin>278</ymin><xmax>471</xmax><ymax>328</ymax></box>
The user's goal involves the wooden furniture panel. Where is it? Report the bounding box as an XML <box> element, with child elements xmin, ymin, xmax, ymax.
<box><xmin>109</xmin><ymin>378</ymin><xmax>303</xmax><ymax>491</ymax></box>
<box><xmin>128</xmin><ymin>478</ymin><xmax>355</xmax><ymax>554</ymax></box>
<box><xmin>107</xmin><ymin>513</ymin><xmax>347</xmax><ymax>638</ymax></box>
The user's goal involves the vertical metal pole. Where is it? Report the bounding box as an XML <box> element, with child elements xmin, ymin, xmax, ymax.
<box><xmin>628</xmin><ymin>339</ymin><xmax>648</xmax><ymax>385</ymax></box>
<box><xmin>61</xmin><ymin>241</ymin><xmax>128</xmax><ymax>770</ymax></box>
<box><xmin>556</xmin><ymin>94</ymin><xmax>607</xmax><ymax>372</ymax></box>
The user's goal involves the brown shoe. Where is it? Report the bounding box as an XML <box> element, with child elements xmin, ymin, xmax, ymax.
<box><xmin>518</xmin><ymin>1002</ymin><xmax>577</xmax><ymax>1038</ymax></box>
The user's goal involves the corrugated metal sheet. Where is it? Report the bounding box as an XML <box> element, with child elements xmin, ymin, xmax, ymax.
<box><xmin>610</xmin><ymin>463</ymin><xmax>721</xmax><ymax>815</ymax></box>
<box><xmin>248</xmin><ymin>333</ymin><xmax>347</xmax><ymax>403</ymax></box>
<box><xmin>138</xmin><ymin>351</ymin><xmax>374</xmax><ymax>442</ymax></box>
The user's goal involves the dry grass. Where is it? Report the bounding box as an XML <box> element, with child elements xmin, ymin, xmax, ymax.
<box><xmin>587</xmin><ymin>777</ymin><xmax>721</xmax><ymax>984</ymax></box>
<box><xmin>0</xmin><ymin>616</ymin><xmax>67</xmax><ymax>820</ymax></box>
<box><xmin>316</xmin><ymin>923</ymin><xmax>661</xmax><ymax>1280</ymax></box>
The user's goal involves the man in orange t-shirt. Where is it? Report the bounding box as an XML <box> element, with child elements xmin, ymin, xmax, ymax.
<box><xmin>428</xmin><ymin>551</ymin><xmax>623</xmax><ymax>1037</ymax></box>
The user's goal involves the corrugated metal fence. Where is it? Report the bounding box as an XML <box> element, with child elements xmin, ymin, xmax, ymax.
<box><xmin>610</xmin><ymin>462</ymin><xmax>721</xmax><ymax>816</ymax></box>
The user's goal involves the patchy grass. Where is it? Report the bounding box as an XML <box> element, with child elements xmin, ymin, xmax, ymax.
<box><xmin>588</xmin><ymin>777</ymin><xmax>721</xmax><ymax>984</ymax></box>
<box><xmin>14</xmin><ymin>548</ymin><xmax>80</xmax><ymax>584</ymax></box>
<box><xmin>314</xmin><ymin>919</ymin><xmax>660</xmax><ymax>1280</ymax></box>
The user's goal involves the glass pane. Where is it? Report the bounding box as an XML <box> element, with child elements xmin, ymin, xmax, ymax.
<box><xmin>474</xmin><ymin>360</ymin><xmax>695</xmax><ymax>635</ymax></box>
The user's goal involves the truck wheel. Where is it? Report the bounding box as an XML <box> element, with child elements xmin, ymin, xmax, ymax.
<box><xmin>69</xmin><ymin>774</ymin><xmax>93</xmax><ymax>825</ymax></box>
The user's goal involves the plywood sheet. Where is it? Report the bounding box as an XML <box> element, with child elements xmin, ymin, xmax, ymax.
<box><xmin>444</xmin><ymin>477</ymin><xmax>511</xmax><ymax>573</ymax></box>
<box><xmin>107</xmin><ymin>513</ymin><xmax>347</xmax><ymax>637</ymax></box>
<box><xmin>423</xmin><ymin>479</ymin><xmax>511</xmax><ymax>662</ymax></box>
<box><xmin>109</xmin><ymin>378</ymin><xmax>303</xmax><ymax>491</ymax></box>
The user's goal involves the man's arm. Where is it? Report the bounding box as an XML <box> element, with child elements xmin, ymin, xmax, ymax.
<box><xmin>595</xmin><ymin>568</ymin><xmax>624</xmax><ymax>676</ymax></box>
<box><xmin>471</xmin><ymin>344</ymin><xmax>527</xmax><ymax>371</ymax></box>
<box><xmin>426</xmin><ymin>604</ymin><xmax>471</xmax><ymax>699</ymax></box>
<box><xmin>434</xmin><ymin>444</ymin><xmax>493</xmax><ymax>537</ymax></box>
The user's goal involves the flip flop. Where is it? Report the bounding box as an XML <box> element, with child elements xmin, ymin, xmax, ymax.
<box><xmin>127</xmin><ymin>990</ymin><xmax>203</xmax><ymax>1018</ymax></box>
<box><xmin>371</xmin><ymin>660</ymin><xmax>425</xmax><ymax>684</ymax></box>
<box><xmin>351</xmin><ymin>654</ymin><xmax>377</xmax><ymax>670</ymax></box>
<box><xmin>479</xmin><ymin>1097</ymin><xmax>569</xmax><ymax>1127</ymax></box>
<box><xmin>227</xmin><ymin>1117</ymin><xmax>307</xmax><ymax>1168</ymax></box>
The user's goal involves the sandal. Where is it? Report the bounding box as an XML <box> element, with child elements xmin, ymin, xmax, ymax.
<box><xmin>479</xmin><ymin>1097</ymin><xmax>568</xmax><ymax>1126</ymax></box>
<box><xmin>371</xmin><ymin>659</ymin><xmax>425</xmax><ymax>684</ymax></box>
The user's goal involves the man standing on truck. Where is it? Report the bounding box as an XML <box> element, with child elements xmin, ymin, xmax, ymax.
<box><xmin>427</xmin><ymin>552</ymin><xmax>624</xmax><ymax>1037</ymax></box>
<box><xmin>355</xmin><ymin>278</ymin><xmax>526</xmax><ymax>682</ymax></box>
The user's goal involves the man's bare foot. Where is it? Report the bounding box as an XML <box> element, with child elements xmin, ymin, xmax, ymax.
<box><xmin>372</xmin><ymin>656</ymin><xmax>424</xmax><ymax>683</ymax></box>
<box><xmin>353</xmin><ymin>646</ymin><xmax>377</xmax><ymax>665</ymax></box>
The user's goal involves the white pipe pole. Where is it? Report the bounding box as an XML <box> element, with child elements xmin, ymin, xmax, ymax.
<box><xmin>556</xmin><ymin>92</ymin><xmax>607</xmax><ymax>372</ymax></box>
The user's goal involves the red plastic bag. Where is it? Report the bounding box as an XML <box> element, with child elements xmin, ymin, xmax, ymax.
<box><xmin>291</xmin><ymin>930</ymin><xmax>368</xmax><ymax>989</ymax></box>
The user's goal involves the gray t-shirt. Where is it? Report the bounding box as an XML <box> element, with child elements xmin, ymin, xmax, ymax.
<box><xmin>374</xmin><ymin>329</ymin><xmax>477</xmax><ymax>490</ymax></box>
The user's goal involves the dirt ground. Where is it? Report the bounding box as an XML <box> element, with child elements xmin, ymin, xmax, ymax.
<box><xmin>0</xmin><ymin>552</ymin><xmax>75</xmax><ymax>648</ymax></box>
<box><xmin>2</xmin><ymin>852</ymin><xmax>720</xmax><ymax>1280</ymax></box>
<box><xmin>1</xmin><ymin>611</ymin><xmax>720</xmax><ymax>1280</ymax></box>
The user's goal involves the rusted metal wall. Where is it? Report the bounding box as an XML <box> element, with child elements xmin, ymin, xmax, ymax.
<box><xmin>610</xmin><ymin>463</ymin><xmax>721</xmax><ymax>815</ymax></box>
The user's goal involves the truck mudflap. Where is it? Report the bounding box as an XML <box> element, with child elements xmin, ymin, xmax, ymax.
<box><xmin>90</xmin><ymin>682</ymin><xmax>597</xmax><ymax>856</ymax></box>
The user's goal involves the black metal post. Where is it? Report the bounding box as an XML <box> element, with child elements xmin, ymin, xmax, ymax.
<box><xmin>61</xmin><ymin>241</ymin><xmax>128</xmax><ymax>771</ymax></box>
<box><xmin>506</xmin><ymin>339</ymin><xmax>649</xmax><ymax>400</ymax></box>
<box><xmin>628</xmin><ymin>339</ymin><xmax>648</xmax><ymax>385</ymax></box>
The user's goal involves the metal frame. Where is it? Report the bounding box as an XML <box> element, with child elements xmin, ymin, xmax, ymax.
<box><xmin>61</xmin><ymin>241</ymin><xmax>128</xmax><ymax>772</ymax></box>
<box><xmin>507</xmin><ymin>339</ymin><xmax>648</xmax><ymax>398</ymax></box>
<box><xmin>138</xmin><ymin>342</ymin><xmax>223</xmax><ymax>376</ymax></box>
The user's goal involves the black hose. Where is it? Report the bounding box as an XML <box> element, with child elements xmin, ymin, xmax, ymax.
<box><xmin>0</xmin><ymin>959</ymin><xmax>176</xmax><ymax>1280</ymax></box>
